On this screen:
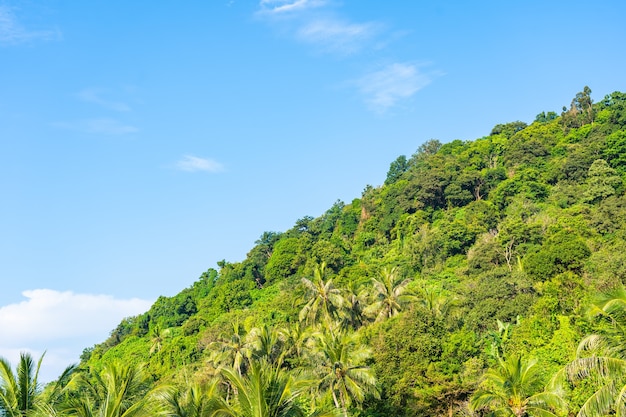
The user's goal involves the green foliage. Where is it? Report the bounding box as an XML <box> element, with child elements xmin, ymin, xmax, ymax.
<box><xmin>490</xmin><ymin>121</ymin><xmax>528</xmax><ymax>138</ymax></box>
<box><xmin>0</xmin><ymin>352</ymin><xmax>75</xmax><ymax>417</ymax></box>
<box><xmin>470</xmin><ymin>354</ymin><xmax>566</xmax><ymax>417</ymax></box>
<box><xmin>73</xmin><ymin>87</ymin><xmax>626</xmax><ymax>417</ymax></box>
<box><xmin>562</xmin><ymin>86</ymin><xmax>595</xmax><ymax>128</ymax></box>
<box><xmin>384</xmin><ymin>155</ymin><xmax>409</xmax><ymax>185</ymax></box>
<box><xmin>535</xmin><ymin>111</ymin><xmax>558</xmax><ymax>123</ymax></box>
<box><xmin>605</xmin><ymin>130</ymin><xmax>626</xmax><ymax>174</ymax></box>
<box><xmin>264</xmin><ymin>237</ymin><xmax>301</xmax><ymax>283</ymax></box>
<box><xmin>524</xmin><ymin>231</ymin><xmax>591</xmax><ymax>281</ymax></box>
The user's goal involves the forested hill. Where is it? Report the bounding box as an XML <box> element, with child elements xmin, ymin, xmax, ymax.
<box><xmin>78</xmin><ymin>87</ymin><xmax>626</xmax><ymax>416</ymax></box>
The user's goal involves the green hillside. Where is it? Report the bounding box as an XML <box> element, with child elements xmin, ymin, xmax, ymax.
<box><xmin>7</xmin><ymin>87</ymin><xmax>626</xmax><ymax>417</ymax></box>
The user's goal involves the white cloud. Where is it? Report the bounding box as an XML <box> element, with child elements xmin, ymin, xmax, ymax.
<box><xmin>297</xmin><ymin>18</ymin><xmax>379</xmax><ymax>54</ymax></box>
<box><xmin>76</xmin><ymin>88</ymin><xmax>132</xmax><ymax>112</ymax></box>
<box><xmin>0</xmin><ymin>5</ymin><xmax>61</xmax><ymax>46</ymax></box>
<box><xmin>53</xmin><ymin>118</ymin><xmax>139</xmax><ymax>135</ymax></box>
<box><xmin>0</xmin><ymin>289</ymin><xmax>152</xmax><ymax>382</ymax></box>
<box><xmin>176</xmin><ymin>155</ymin><xmax>224</xmax><ymax>173</ymax></box>
<box><xmin>256</xmin><ymin>0</ymin><xmax>379</xmax><ymax>55</ymax></box>
<box><xmin>355</xmin><ymin>63</ymin><xmax>433</xmax><ymax>113</ymax></box>
<box><xmin>258</xmin><ymin>0</ymin><xmax>327</xmax><ymax>15</ymax></box>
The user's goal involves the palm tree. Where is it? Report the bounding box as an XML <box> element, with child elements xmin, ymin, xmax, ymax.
<box><xmin>63</xmin><ymin>361</ymin><xmax>155</xmax><ymax>417</ymax></box>
<box><xmin>299</xmin><ymin>263</ymin><xmax>345</xmax><ymax>326</ymax></box>
<box><xmin>561</xmin><ymin>287</ymin><xmax>626</xmax><ymax>417</ymax></box>
<box><xmin>156</xmin><ymin>380</ymin><xmax>222</xmax><ymax>417</ymax></box>
<box><xmin>310</xmin><ymin>329</ymin><xmax>378</xmax><ymax>417</ymax></box>
<box><xmin>341</xmin><ymin>281</ymin><xmax>369</xmax><ymax>330</ymax></box>
<box><xmin>364</xmin><ymin>267</ymin><xmax>413</xmax><ymax>322</ymax></box>
<box><xmin>278</xmin><ymin>322</ymin><xmax>315</xmax><ymax>370</ymax></box>
<box><xmin>418</xmin><ymin>285</ymin><xmax>455</xmax><ymax>319</ymax></box>
<box><xmin>247</xmin><ymin>324</ymin><xmax>284</xmax><ymax>366</ymax></box>
<box><xmin>150</xmin><ymin>325</ymin><xmax>172</xmax><ymax>356</ymax></box>
<box><xmin>470</xmin><ymin>355</ymin><xmax>565</xmax><ymax>417</ymax></box>
<box><xmin>208</xmin><ymin>321</ymin><xmax>254</xmax><ymax>376</ymax></box>
<box><xmin>0</xmin><ymin>352</ymin><xmax>75</xmax><ymax>417</ymax></box>
<box><xmin>214</xmin><ymin>361</ymin><xmax>336</xmax><ymax>417</ymax></box>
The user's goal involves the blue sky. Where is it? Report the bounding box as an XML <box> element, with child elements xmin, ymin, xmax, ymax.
<box><xmin>1</xmin><ymin>0</ymin><xmax>625</xmax><ymax>381</ymax></box>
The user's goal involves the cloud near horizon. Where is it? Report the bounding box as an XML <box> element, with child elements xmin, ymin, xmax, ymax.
<box><xmin>355</xmin><ymin>63</ymin><xmax>434</xmax><ymax>113</ymax></box>
<box><xmin>0</xmin><ymin>5</ymin><xmax>61</xmax><ymax>46</ymax></box>
<box><xmin>175</xmin><ymin>155</ymin><xmax>224</xmax><ymax>173</ymax></box>
<box><xmin>0</xmin><ymin>289</ymin><xmax>152</xmax><ymax>382</ymax></box>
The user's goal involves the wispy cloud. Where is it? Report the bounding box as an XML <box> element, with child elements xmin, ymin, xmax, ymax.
<box><xmin>53</xmin><ymin>118</ymin><xmax>139</xmax><ymax>135</ymax></box>
<box><xmin>0</xmin><ymin>5</ymin><xmax>61</xmax><ymax>46</ymax></box>
<box><xmin>256</xmin><ymin>1</ymin><xmax>439</xmax><ymax>113</ymax></box>
<box><xmin>297</xmin><ymin>18</ymin><xmax>380</xmax><ymax>54</ymax></box>
<box><xmin>0</xmin><ymin>289</ymin><xmax>152</xmax><ymax>382</ymax></box>
<box><xmin>258</xmin><ymin>0</ymin><xmax>327</xmax><ymax>15</ymax></box>
<box><xmin>76</xmin><ymin>88</ymin><xmax>132</xmax><ymax>112</ymax></box>
<box><xmin>256</xmin><ymin>0</ymin><xmax>379</xmax><ymax>55</ymax></box>
<box><xmin>176</xmin><ymin>155</ymin><xmax>224</xmax><ymax>173</ymax></box>
<box><xmin>355</xmin><ymin>63</ymin><xmax>434</xmax><ymax>113</ymax></box>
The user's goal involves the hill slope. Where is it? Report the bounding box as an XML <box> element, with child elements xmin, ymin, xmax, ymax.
<box><xmin>79</xmin><ymin>87</ymin><xmax>626</xmax><ymax>416</ymax></box>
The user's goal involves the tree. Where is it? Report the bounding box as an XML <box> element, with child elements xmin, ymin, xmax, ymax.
<box><xmin>150</xmin><ymin>325</ymin><xmax>172</xmax><ymax>356</ymax></box>
<box><xmin>157</xmin><ymin>380</ymin><xmax>222</xmax><ymax>417</ymax></box>
<box><xmin>582</xmin><ymin>159</ymin><xmax>622</xmax><ymax>203</ymax></box>
<box><xmin>364</xmin><ymin>267</ymin><xmax>413</xmax><ymax>322</ymax></box>
<box><xmin>299</xmin><ymin>263</ymin><xmax>345</xmax><ymax>326</ymax></box>
<box><xmin>534</xmin><ymin>111</ymin><xmax>558</xmax><ymax>123</ymax></box>
<box><xmin>562</xmin><ymin>287</ymin><xmax>626</xmax><ymax>417</ymax></box>
<box><xmin>264</xmin><ymin>238</ymin><xmax>300</xmax><ymax>283</ymax></box>
<box><xmin>0</xmin><ymin>352</ymin><xmax>75</xmax><ymax>417</ymax></box>
<box><xmin>562</xmin><ymin>86</ymin><xmax>595</xmax><ymax>128</ymax></box>
<box><xmin>311</xmin><ymin>329</ymin><xmax>378</xmax><ymax>417</ymax></box>
<box><xmin>208</xmin><ymin>321</ymin><xmax>253</xmax><ymax>376</ymax></box>
<box><xmin>385</xmin><ymin>155</ymin><xmax>409</xmax><ymax>185</ymax></box>
<box><xmin>247</xmin><ymin>324</ymin><xmax>284</xmax><ymax>366</ymax></box>
<box><xmin>470</xmin><ymin>355</ymin><xmax>565</xmax><ymax>417</ymax></box>
<box><xmin>278</xmin><ymin>322</ymin><xmax>315</xmax><ymax>370</ymax></box>
<box><xmin>490</xmin><ymin>121</ymin><xmax>528</xmax><ymax>138</ymax></box>
<box><xmin>413</xmin><ymin>139</ymin><xmax>442</xmax><ymax>160</ymax></box>
<box><xmin>215</xmin><ymin>361</ymin><xmax>335</xmax><ymax>417</ymax></box>
<box><xmin>340</xmin><ymin>281</ymin><xmax>369</xmax><ymax>330</ymax></box>
<box><xmin>418</xmin><ymin>285</ymin><xmax>455</xmax><ymax>319</ymax></box>
<box><xmin>64</xmin><ymin>361</ymin><xmax>155</xmax><ymax>417</ymax></box>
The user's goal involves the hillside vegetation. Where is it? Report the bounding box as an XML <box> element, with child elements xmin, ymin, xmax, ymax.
<box><xmin>5</xmin><ymin>87</ymin><xmax>626</xmax><ymax>417</ymax></box>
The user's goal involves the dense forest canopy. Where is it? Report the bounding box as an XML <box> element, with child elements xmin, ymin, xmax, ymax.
<box><xmin>4</xmin><ymin>87</ymin><xmax>626</xmax><ymax>416</ymax></box>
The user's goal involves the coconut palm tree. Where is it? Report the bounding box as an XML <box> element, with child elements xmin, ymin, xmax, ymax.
<box><xmin>247</xmin><ymin>324</ymin><xmax>284</xmax><ymax>366</ymax></box>
<box><xmin>470</xmin><ymin>355</ymin><xmax>565</xmax><ymax>417</ymax></box>
<box><xmin>156</xmin><ymin>380</ymin><xmax>222</xmax><ymax>417</ymax></box>
<box><xmin>310</xmin><ymin>329</ymin><xmax>378</xmax><ymax>417</ymax></box>
<box><xmin>214</xmin><ymin>360</ymin><xmax>336</xmax><ymax>417</ymax></box>
<box><xmin>364</xmin><ymin>267</ymin><xmax>413</xmax><ymax>322</ymax></box>
<box><xmin>341</xmin><ymin>281</ymin><xmax>369</xmax><ymax>330</ymax></box>
<box><xmin>278</xmin><ymin>322</ymin><xmax>315</xmax><ymax>370</ymax></box>
<box><xmin>418</xmin><ymin>285</ymin><xmax>456</xmax><ymax>319</ymax></box>
<box><xmin>150</xmin><ymin>325</ymin><xmax>172</xmax><ymax>356</ymax></box>
<box><xmin>0</xmin><ymin>352</ymin><xmax>75</xmax><ymax>417</ymax></box>
<box><xmin>561</xmin><ymin>287</ymin><xmax>626</xmax><ymax>417</ymax></box>
<box><xmin>63</xmin><ymin>361</ymin><xmax>155</xmax><ymax>417</ymax></box>
<box><xmin>208</xmin><ymin>321</ymin><xmax>254</xmax><ymax>376</ymax></box>
<box><xmin>299</xmin><ymin>263</ymin><xmax>345</xmax><ymax>326</ymax></box>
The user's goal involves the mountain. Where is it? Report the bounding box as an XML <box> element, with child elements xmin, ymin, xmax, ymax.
<box><xmin>75</xmin><ymin>87</ymin><xmax>626</xmax><ymax>416</ymax></box>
